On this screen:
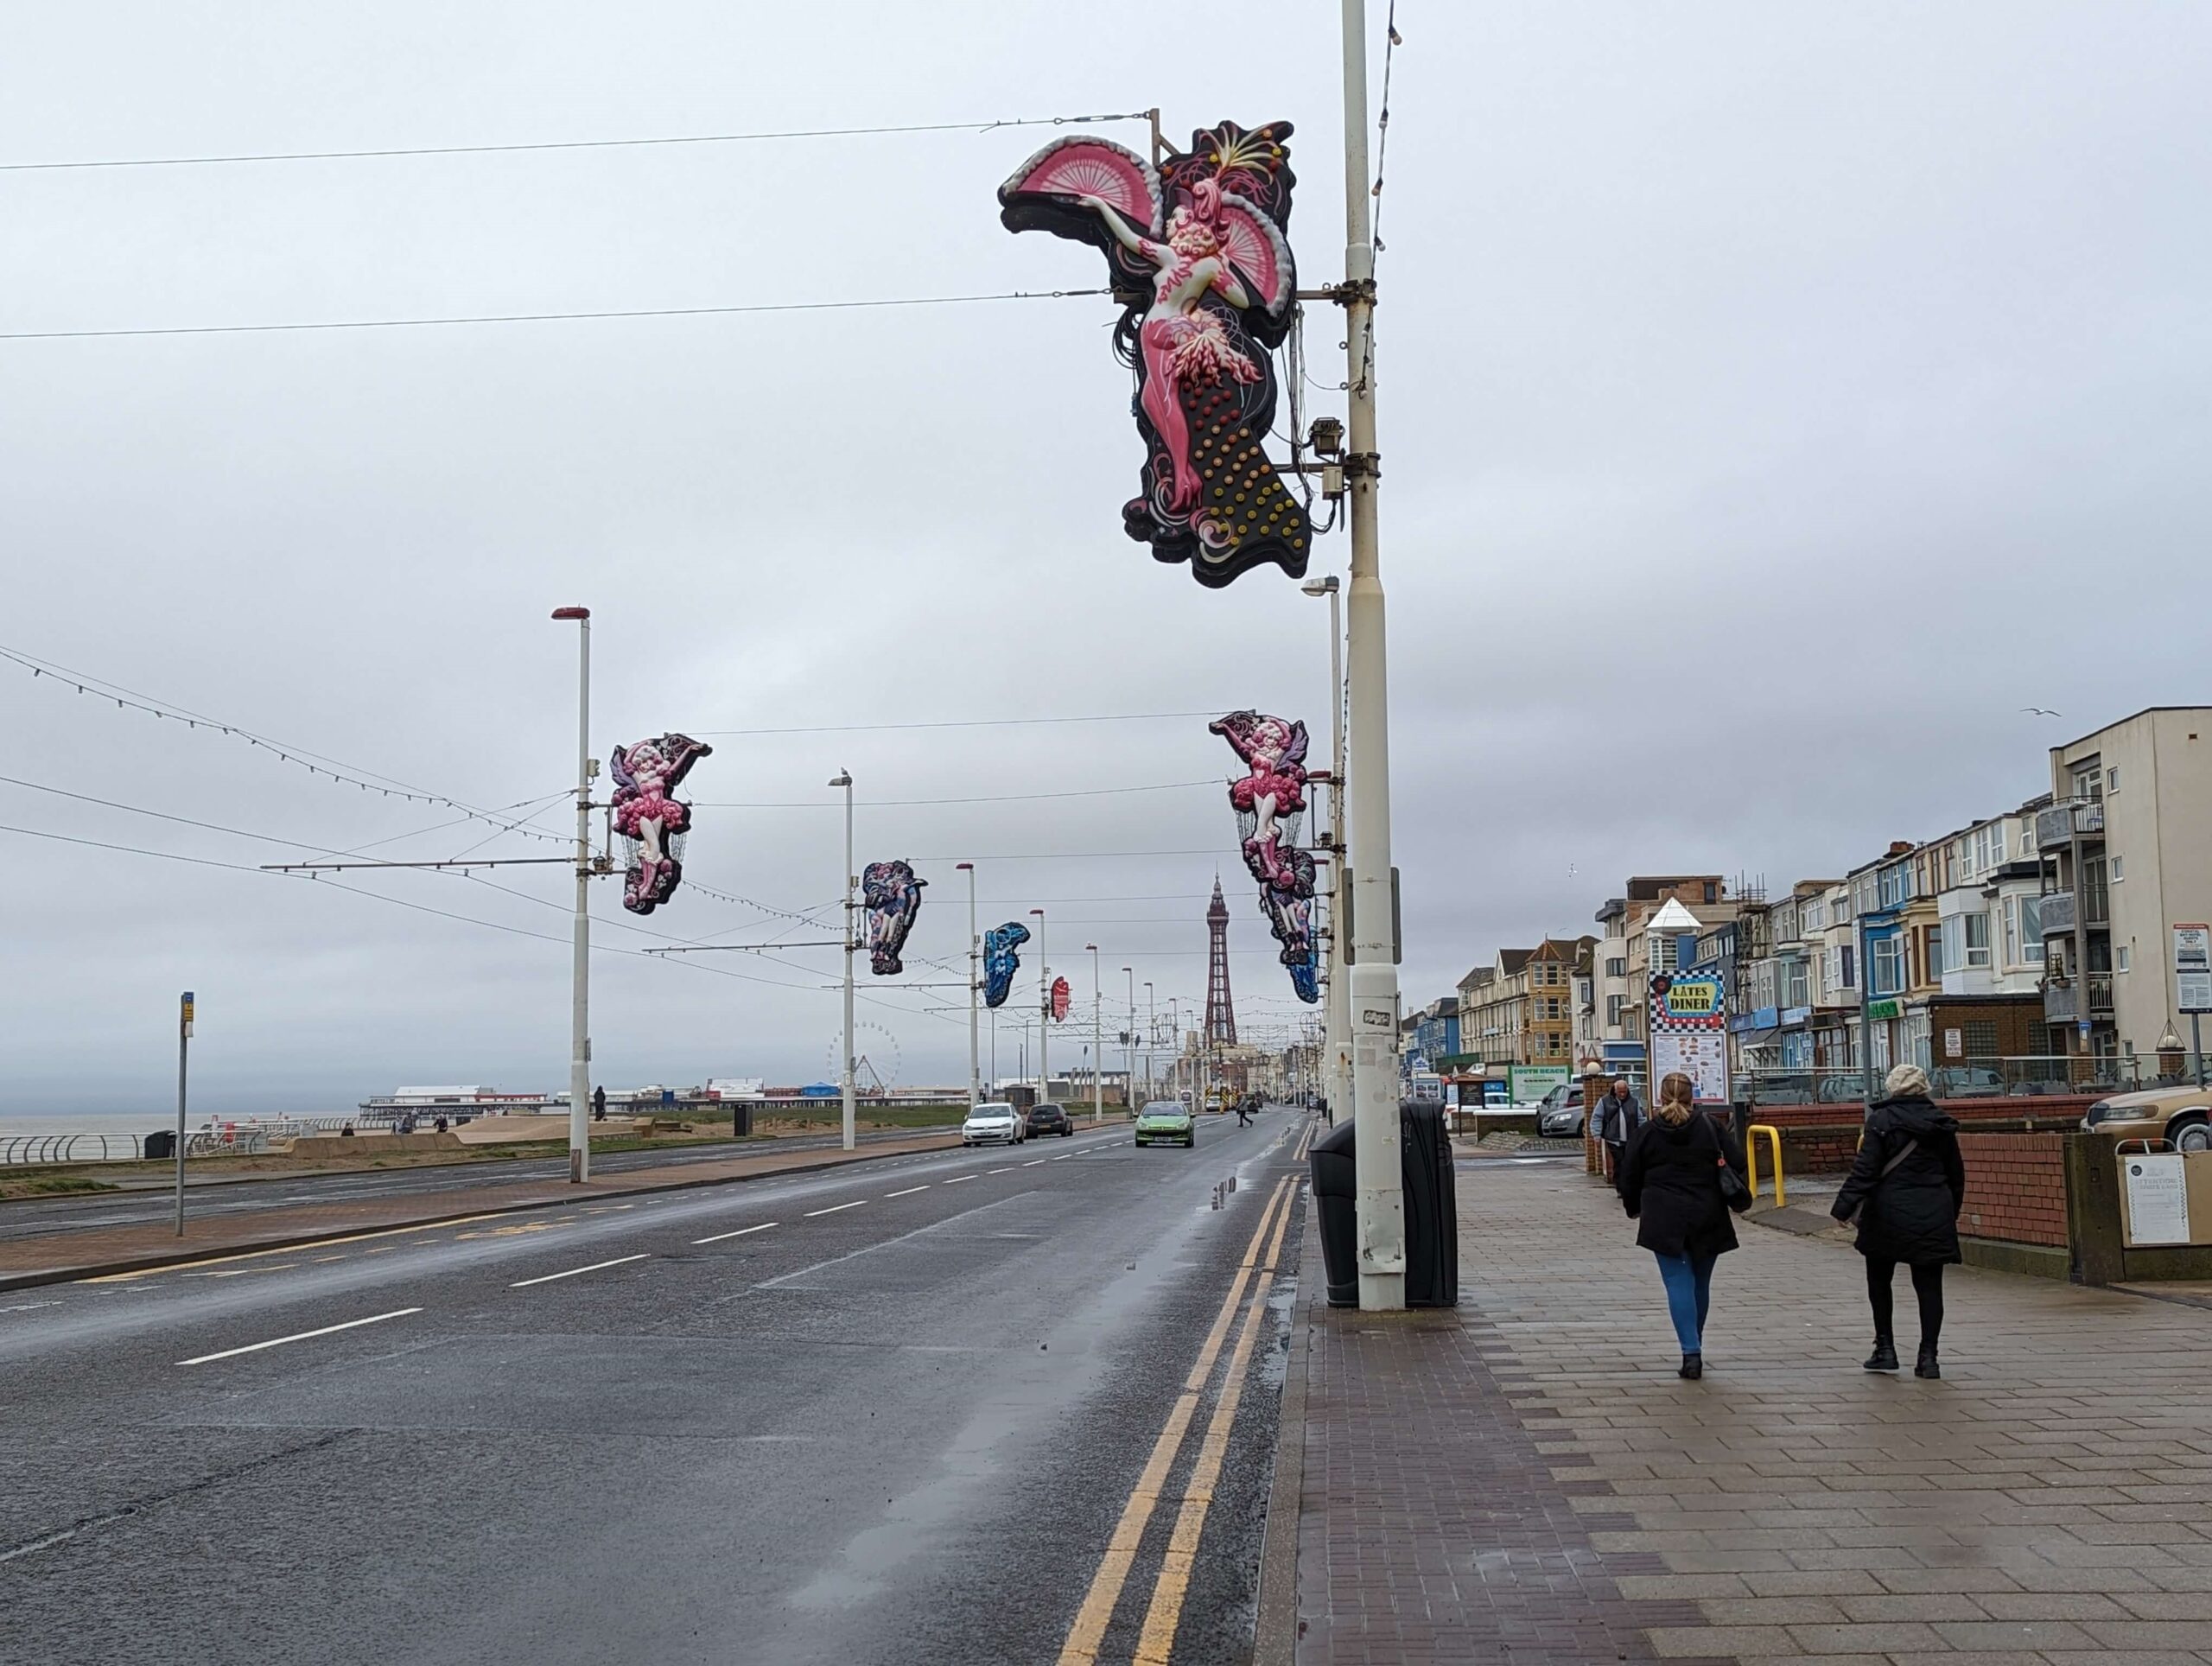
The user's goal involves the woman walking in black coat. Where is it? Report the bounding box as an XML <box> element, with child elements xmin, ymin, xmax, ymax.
<box><xmin>1617</xmin><ymin>1072</ymin><xmax>1747</xmax><ymax>1380</ymax></box>
<box><xmin>1831</xmin><ymin>1063</ymin><xmax>1967</xmax><ymax>1378</ymax></box>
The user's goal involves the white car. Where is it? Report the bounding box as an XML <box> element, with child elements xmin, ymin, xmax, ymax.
<box><xmin>962</xmin><ymin>1102</ymin><xmax>1025</xmax><ymax>1147</ymax></box>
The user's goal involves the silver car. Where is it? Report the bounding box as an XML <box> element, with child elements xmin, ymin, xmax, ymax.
<box><xmin>961</xmin><ymin>1102</ymin><xmax>1025</xmax><ymax>1147</ymax></box>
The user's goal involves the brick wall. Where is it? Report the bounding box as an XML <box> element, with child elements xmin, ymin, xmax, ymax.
<box><xmin>1748</xmin><ymin>1097</ymin><xmax>2101</xmax><ymax>1178</ymax></box>
<box><xmin>1957</xmin><ymin>1130</ymin><xmax>2069</xmax><ymax>1248</ymax></box>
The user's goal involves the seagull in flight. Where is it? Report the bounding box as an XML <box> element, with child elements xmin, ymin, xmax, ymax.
<box><xmin>2021</xmin><ymin>707</ymin><xmax>2062</xmax><ymax>717</ymax></box>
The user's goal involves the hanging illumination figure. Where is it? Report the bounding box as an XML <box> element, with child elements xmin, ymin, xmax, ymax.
<box><xmin>982</xmin><ymin>921</ymin><xmax>1032</xmax><ymax>1009</ymax></box>
<box><xmin>863</xmin><ymin>861</ymin><xmax>927</xmax><ymax>976</ymax></box>
<box><xmin>1000</xmin><ymin>120</ymin><xmax>1309</xmax><ymax>588</ymax></box>
<box><xmin>1211</xmin><ymin>709</ymin><xmax>1320</xmax><ymax>1003</ymax></box>
<box><xmin>608</xmin><ymin>734</ymin><xmax>711</xmax><ymax>914</ymax></box>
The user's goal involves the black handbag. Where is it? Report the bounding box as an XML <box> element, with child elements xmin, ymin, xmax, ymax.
<box><xmin>1703</xmin><ymin>1116</ymin><xmax>1753</xmax><ymax>1213</ymax></box>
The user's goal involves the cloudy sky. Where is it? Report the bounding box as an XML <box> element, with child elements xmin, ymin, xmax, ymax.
<box><xmin>4</xmin><ymin>3</ymin><xmax>2206</xmax><ymax>1116</ymax></box>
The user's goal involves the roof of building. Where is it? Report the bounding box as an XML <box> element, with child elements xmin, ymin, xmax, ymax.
<box><xmin>1645</xmin><ymin>898</ymin><xmax>1703</xmax><ymax>932</ymax></box>
<box><xmin>2050</xmin><ymin>706</ymin><xmax>2212</xmax><ymax>755</ymax></box>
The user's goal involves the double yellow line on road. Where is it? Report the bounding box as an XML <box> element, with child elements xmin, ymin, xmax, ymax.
<box><xmin>1057</xmin><ymin>1170</ymin><xmax>1300</xmax><ymax>1666</ymax></box>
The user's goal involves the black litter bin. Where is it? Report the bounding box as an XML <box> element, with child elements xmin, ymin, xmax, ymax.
<box><xmin>1303</xmin><ymin>1104</ymin><xmax>1460</xmax><ymax>1309</ymax></box>
<box><xmin>1399</xmin><ymin>1100</ymin><xmax>1459</xmax><ymax>1308</ymax></box>
<box><xmin>732</xmin><ymin>1102</ymin><xmax>753</xmax><ymax>1138</ymax></box>
<box><xmin>1307</xmin><ymin>1119</ymin><xmax>1359</xmax><ymax>1307</ymax></box>
<box><xmin>143</xmin><ymin>1129</ymin><xmax>175</xmax><ymax>1160</ymax></box>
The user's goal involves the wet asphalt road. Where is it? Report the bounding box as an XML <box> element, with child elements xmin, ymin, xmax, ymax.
<box><xmin>0</xmin><ymin>1125</ymin><xmax>956</xmax><ymax>1247</ymax></box>
<box><xmin>0</xmin><ymin>1109</ymin><xmax>1310</xmax><ymax>1666</ymax></box>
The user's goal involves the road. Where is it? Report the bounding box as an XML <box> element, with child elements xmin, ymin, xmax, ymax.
<box><xmin>0</xmin><ymin>1109</ymin><xmax>1309</xmax><ymax>1666</ymax></box>
<box><xmin>0</xmin><ymin>1124</ymin><xmax>963</xmax><ymax>1248</ymax></box>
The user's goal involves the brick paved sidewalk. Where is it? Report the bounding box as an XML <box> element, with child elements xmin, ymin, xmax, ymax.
<box><xmin>1288</xmin><ymin>1159</ymin><xmax>2212</xmax><ymax>1664</ymax></box>
<box><xmin>0</xmin><ymin>1129</ymin><xmax>982</xmax><ymax>1290</ymax></box>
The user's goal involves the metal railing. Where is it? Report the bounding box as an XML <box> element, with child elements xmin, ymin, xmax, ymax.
<box><xmin>1736</xmin><ymin>1054</ymin><xmax>2204</xmax><ymax>1108</ymax></box>
<box><xmin>0</xmin><ymin>1132</ymin><xmax>145</xmax><ymax>1167</ymax></box>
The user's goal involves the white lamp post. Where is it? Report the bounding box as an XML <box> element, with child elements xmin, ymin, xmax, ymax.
<box><xmin>958</xmin><ymin>862</ymin><xmax>981</xmax><ymax>1111</ymax></box>
<box><xmin>550</xmin><ymin>606</ymin><xmax>594</xmax><ymax>1184</ymax></box>
<box><xmin>830</xmin><ymin>769</ymin><xmax>855</xmax><ymax>1152</ymax></box>
<box><xmin>1031</xmin><ymin>907</ymin><xmax>1047</xmax><ymax>1109</ymax></box>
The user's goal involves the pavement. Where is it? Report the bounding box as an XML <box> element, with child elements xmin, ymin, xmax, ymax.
<box><xmin>1281</xmin><ymin>1143</ymin><xmax>2212</xmax><ymax>1665</ymax></box>
<box><xmin>0</xmin><ymin>1108</ymin><xmax>1311</xmax><ymax>1666</ymax></box>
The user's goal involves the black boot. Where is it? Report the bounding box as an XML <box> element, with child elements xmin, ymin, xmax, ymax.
<box><xmin>1678</xmin><ymin>1352</ymin><xmax>1702</xmax><ymax>1380</ymax></box>
<box><xmin>1915</xmin><ymin>1345</ymin><xmax>1940</xmax><ymax>1379</ymax></box>
<box><xmin>1863</xmin><ymin>1339</ymin><xmax>1899</xmax><ymax>1371</ymax></box>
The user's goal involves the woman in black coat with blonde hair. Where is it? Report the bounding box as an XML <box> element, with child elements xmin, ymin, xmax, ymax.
<box><xmin>1832</xmin><ymin>1063</ymin><xmax>1966</xmax><ymax>1378</ymax></box>
<box><xmin>1617</xmin><ymin>1072</ymin><xmax>1747</xmax><ymax>1380</ymax></box>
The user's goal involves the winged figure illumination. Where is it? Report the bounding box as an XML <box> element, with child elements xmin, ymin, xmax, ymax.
<box><xmin>863</xmin><ymin>861</ymin><xmax>927</xmax><ymax>976</ymax></box>
<box><xmin>982</xmin><ymin>921</ymin><xmax>1031</xmax><ymax>1010</ymax></box>
<box><xmin>1000</xmin><ymin>120</ymin><xmax>1310</xmax><ymax>588</ymax></box>
<box><xmin>1211</xmin><ymin>709</ymin><xmax>1320</xmax><ymax>1003</ymax></box>
<box><xmin>608</xmin><ymin>733</ymin><xmax>711</xmax><ymax>915</ymax></box>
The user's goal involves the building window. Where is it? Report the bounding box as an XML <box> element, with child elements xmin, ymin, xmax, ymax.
<box><xmin>1925</xmin><ymin>925</ymin><xmax>1944</xmax><ymax>979</ymax></box>
<box><xmin>2112</xmin><ymin>855</ymin><xmax>2125</xmax><ymax>882</ymax></box>
<box><xmin>1784</xmin><ymin>960</ymin><xmax>1809</xmax><ymax>1008</ymax></box>
<box><xmin>2019</xmin><ymin>893</ymin><xmax>2042</xmax><ymax>962</ymax></box>
<box><xmin>2119</xmin><ymin>945</ymin><xmax>2133</xmax><ymax>973</ymax></box>
<box><xmin>1960</xmin><ymin>912</ymin><xmax>1991</xmax><ymax>969</ymax></box>
<box><xmin>1872</xmin><ymin>935</ymin><xmax>1905</xmax><ymax>995</ymax></box>
<box><xmin>2108</xmin><ymin>766</ymin><xmax>2120</xmax><ymax>793</ymax></box>
<box><xmin>1606</xmin><ymin>994</ymin><xmax>1626</xmax><ymax>1027</ymax></box>
<box><xmin>1703</xmin><ymin>882</ymin><xmax>1718</xmax><ymax>904</ymax></box>
<box><xmin>1605</xmin><ymin>957</ymin><xmax>1626</xmax><ymax>978</ymax></box>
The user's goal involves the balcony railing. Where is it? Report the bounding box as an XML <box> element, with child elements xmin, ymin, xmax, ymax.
<box><xmin>2040</xmin><ymin>890</ymin><xmax>2076</xmax><ymax>936</ymax></box>
<box><xmin>1738</xmin><ymin>1054</ymin><xmax>2200</xmax><ymax>1106</ymax></box>
<box><xmin>2044</xmin><ymin>981</ymin><xmax>2080</xmax><ymax>1023</ymax></box>
<box><xmin>2036</xmin><ymin>798</ymin><xmax>2106</xmax><ymax>847</ymax></box>
<box><xmin>2087</xmin><ymin>970</ymin><xmax>2115</xmax><ymax>1016</ymax></box>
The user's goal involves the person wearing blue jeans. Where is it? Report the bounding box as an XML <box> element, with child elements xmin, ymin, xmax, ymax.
<box><xmin>1651</xmin><ymin>1250</ymin><xmax>1718</xmax><ymax>1356</ymax></box>
<box><xmin>1617</xmin><ymin>1073</ymin><xmax>1746</xmax><ymax>1379</ymax></box>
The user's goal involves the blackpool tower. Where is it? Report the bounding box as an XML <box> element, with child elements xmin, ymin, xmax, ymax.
<box><xmin>1204</xmin><ymin>877</ymin><xmax>1237</xmax><ymax>1046</ymax></box>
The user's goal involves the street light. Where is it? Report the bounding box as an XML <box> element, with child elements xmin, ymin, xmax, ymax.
<box><xmin>1301</xmin><ymin>572</ymin><xmax>1351</xmax><ymax>1129</ymax></box>
<box><xmin>1087</xmin><ymin>944</ymin><xmax>1103</xmax><ymax>1124</ymax></box>
<box><xmin>1337</xmin><ymin>0</ymin><xmax>1408</xmax><ymax>1308</ymax></box>
<box><xmin>550</xmin><ymin>606</ymin><xmax>593</xmax><ymax>1184</ymax></box>
<box><xmin>1122</xmin><ymin>965</ymin><xmax>1135</xmax><ymax>1120</ymax></box>
<box><xmin>957</xmin><ymin>862</ymin><xmax>981</xmax><ymax>1111</ymax></box>
<box><xmin>1031</xmin><ymin>906</ymin><xmax>1047</xmax><ymax>1110</ymax></box>
<box><xmin>830</xmin><ymin>769</ymin><xmax>855</xmax><ymax>1152</ymax></box>
<box><xmin>1144</xmin><ymin>980</ymin><xmax>1155</xmax><ymax>1103</ymax></box>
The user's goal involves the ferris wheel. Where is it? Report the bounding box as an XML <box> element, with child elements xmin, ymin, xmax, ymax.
<box><xmin>824</xmin><ymin>1020</ymin><xmax>904</xmax><ymax>1097</ymax></box>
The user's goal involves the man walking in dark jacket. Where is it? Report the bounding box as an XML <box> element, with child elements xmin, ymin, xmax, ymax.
<box><xmin>1832</xmin><ymin>1063</ymin><xmax>1967</xmax><ymax>1377</ymax></box>
<box><xmin>1595</xmin><ymin>1076</ymin><xmax>1643</xmax><ymax>1179</ymax></box>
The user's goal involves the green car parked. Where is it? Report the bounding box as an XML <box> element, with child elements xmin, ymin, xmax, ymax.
<box><xmin>1134</xmin><ymin>1100</ymin><xmax>1196</xmax><ymax>1148</ymax></box>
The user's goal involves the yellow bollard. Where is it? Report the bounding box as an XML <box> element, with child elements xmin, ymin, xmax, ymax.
<box><xmin>1745</xmin><ymin>1124</ymin><xmax>1785</xmax><ymax>1208</ymax></box>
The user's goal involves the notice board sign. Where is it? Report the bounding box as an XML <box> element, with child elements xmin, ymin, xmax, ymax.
<box><xmin>2176</xmin><ymin>924</ymin><xmax>2212</xmax><ymax>1014</ymax></box>
<box><xmin>1651</xmin><ymin>1032</ymin><xmax>1730</xmax><ymax>1105</ymax></box>
<box><xmin>2122</xmin><ymin>1154</ymin><xmax>2191</xmax><ymax>1247</ymax></box>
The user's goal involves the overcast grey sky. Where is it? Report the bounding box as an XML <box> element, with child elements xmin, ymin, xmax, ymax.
<box><xmin>4</xmin><ymin>3</ymin><xmax>2206</xmax><ymax>1115</ymax></box>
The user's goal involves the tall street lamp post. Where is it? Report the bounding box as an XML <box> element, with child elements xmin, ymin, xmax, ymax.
<box><xmin>1087</xmin><ymin>944</ymin><xmax>1103</xmax><ymax>1123</ymax></box>
<box><xmin>1338</xmin><ymin>0</ymin><xmax>1408</xmax><ymax>1308</ymax></box>
<box><xmin>957</xmin><ymin>862</ymin><xmax>981</xmax><ymax>1111</ymax></box>
<box><xmin>1143</xmin><ymin>981</ymin><xmax>1155</xmax><ymax>1103</ymax></box>
<box><xmin>831</xmin><ymin>769</ymin><xmax>856</xmax><ymax>1152</ymax></box>
<box><xmin>551</xmin><ymin>606</ymin><xmax>594</xmax><ymax>1184</ymax></box>
<box><xmin>1122</xmin><ymin>965</ymin><xmax>1135</xmax><ymax>1118</ymax></box>
<box><xmin>1302</xmin><ymin>573</ymin><xmax>1351</xmax><ymax>1126</ymax></box>
<box><xmin>1031</xmin><ymin>907</ymin><xmax>1048</xmax><ymax>1109</ymax></box>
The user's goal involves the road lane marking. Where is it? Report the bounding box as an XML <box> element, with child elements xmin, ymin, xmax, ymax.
<box><xmin>803</xmin><ymin>1199</ymin><xmax>866</xmax><ymax>1218</ymax></box>
<box><xmin>692</xmin><ymin>1222</ymin><xmax>778</xmax><ymax>1244</ymax></box>
<box><xmin>986</xmin><ymin>1167</ymin><xmax>1016</xmax><ymax>1174</ymax></box>
<box><xmin>178</xmin><ymin>1307</ymin><xmax>422</xmax><ymax>1366</ymax></box>
<box><xmin>508</xmin><ymin>1253</ymin><xmax>650</xmax><ymax>1288</ymax></box>
<box><xmin>759</xmin><ymin>1198</ymin><xmax>1021</xmax><ymax>1290</ymax></box>
<box><xmin>1022</xmin><ymin>1160</ymin><xmax>1046</xmax><ymax>1167</ymax></box>
<box><xmin>1056</xmin><ymin>1176</ymin><xmax>1292</xmax><ymax>1666</ymax></box>
<box><xmin>943</xmin><ymin>1175</ymin><xmax>976</xmax><ymax>1185</ymax></box>
<box><xmin>80</xmin><ymin>1211</ymin><xmax>519</xmax><ymax>1283</ymax></box>
<box><xmin>1133</xmin><ymin>1183</ymin><xmax>1298</xmax><ymax>1663</ymax></box>
<box><xmin>884</xmin><ymin>1186</ymin><xmax>930</xmax><ymax>1198</ymax></box>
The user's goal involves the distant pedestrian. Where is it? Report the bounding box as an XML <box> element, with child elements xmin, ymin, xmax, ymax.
<box><xmin>1594</xmin><ymin>1075</ymin><xmax>1644</xmax><ymax>1177</ymax></box>
<box><xmin>1832</xmin><ymin>1063</ymin><xmax>1965</xmax><ymax>1378</ymax></box>
<box><xmin>592</xmin><ymin>1085</ymin><xmax>607</xmax><ymax>1122</ymax></box>
<box><xmin>1616</xmin><ymin>1072</ymin><xmax>1746</xmax><ymax>1380</ymax></box>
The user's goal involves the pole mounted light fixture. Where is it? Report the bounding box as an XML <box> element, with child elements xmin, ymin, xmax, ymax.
<box><xmin>553</xmin><ymin>605</ymin><xmax>594</xmax><ymax>1183</ymax></box>
<box><xmin>831</xmin><ymin>770</ymin><xmax>855</xmax><ymax>1150</ymax></box>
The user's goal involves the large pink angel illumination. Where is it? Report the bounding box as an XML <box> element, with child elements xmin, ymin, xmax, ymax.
<box><xmin>608</xmin><ymin>733</ymin><xmax>711</xmax><ymax>915</ymax></box>
<box><xmin>1000</xmin><ymin>121</ymin><xmax>1312</xmax><ymax>588</ymax></box>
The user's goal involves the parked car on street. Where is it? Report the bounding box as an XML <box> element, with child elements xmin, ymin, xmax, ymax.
<box><xmin>2082</xmin><ymin>1085</ymin><xmax>2212</xmax><ymax>1152</ymax></box>
<box><xmin>1135</xmin><ymin>1100</ymin><xmax>1196</xmax><ymax>1148</ymax></box>
<box><xmin>962</xmin><ymin>1102</ymin><xmax>1025</xmax><ymax>1148</ymax></box>
<box><xmin>1536</xmin><ymin>1083</ymin><xmax>1586</xmax><ymax>1139</ymax></box>
<box><xmin>1024</xmin><ymin>1102</ymin><xmax>1074</xmax><ymax>1138</ymax></box>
